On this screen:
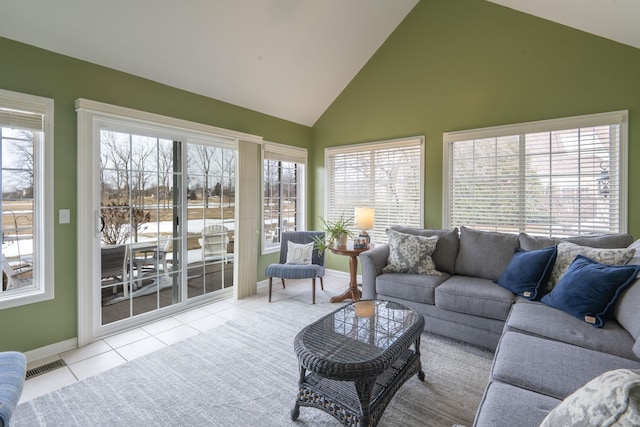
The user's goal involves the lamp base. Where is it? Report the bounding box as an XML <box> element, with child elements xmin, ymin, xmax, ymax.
<box><xmin>355</xmin><ymin>230</ymin><xmax>370</xmax><ymax>248</ymax></box>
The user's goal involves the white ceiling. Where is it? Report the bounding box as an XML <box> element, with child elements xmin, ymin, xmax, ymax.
<box><xmin>0</xmin><ymin>0</ymin><xmax>419</xmax><ymax>126</ymax></box>
<box><xmin>1</xmin><ymin>1</ymin><xmax>638</xmax><ymax>127</ymax></box>
<box><xmin>487</xmin><ymin>0</ymin><xmax>640</xmax><ymax>52</ymax></box>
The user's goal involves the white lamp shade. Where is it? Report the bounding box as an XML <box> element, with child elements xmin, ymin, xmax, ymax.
<box><xmin>354</xmin><ymin>207</ymin><xmax>374</xmax><ymax>230</ymax></box>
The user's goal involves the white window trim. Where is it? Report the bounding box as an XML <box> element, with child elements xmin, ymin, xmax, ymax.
<box><xmin>0</xmin><ymin>88</ymin><xmax>54</xmax><ymax>309</ymax></box>
<box><xmin>442</xmin><ymin>110</ymin><xmax>629</xmax><ymax>233</ymax></box>
<box><xmin>261</xmin><ymin>141</ymin><xmax>307</xmax><ymax>255</ymax></box>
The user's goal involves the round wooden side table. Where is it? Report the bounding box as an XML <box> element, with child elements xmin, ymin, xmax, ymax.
<box><xmin>329</xmin><ymin>245</ymin><xmax>370</xmax><ymax>303</ymax></box>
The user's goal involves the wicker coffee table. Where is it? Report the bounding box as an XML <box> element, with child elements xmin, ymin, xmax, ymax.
<box><xmin>291</xmin><ymin>300</ymin><xmax>425</xmax><ymax>426</ymax></box>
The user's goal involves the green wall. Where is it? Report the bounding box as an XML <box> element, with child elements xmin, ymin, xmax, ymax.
<box><xmin>4</xmin><ymin>0</ymin><xmax>640</xmax><ymax>352</ymax></box>
<box><xmin>0</xmin><ymin>36</ymin><xmax>311</xmax><ymax>352</ymax></box>
<box><xmin>312</xmin><ymin>0</ymin><xmax>640</xmax><ymax>270</ymax></box>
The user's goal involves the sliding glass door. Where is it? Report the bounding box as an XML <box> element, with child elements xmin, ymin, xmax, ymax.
<box><xmin>185</xmin><ymin>143</ymin><xmax>235</xmax><ymax>300</ymax></box>
<box><xmin>77</xmin><ymin>100</ymin><xmax>256</xmax><ymax>344</ymax></box>
<box><xmin>97</xmin><ymin>132</ymin><xmax>236</xmax><ymax>329</ymax></box>
<box><xmin>99</xmin><ymin>131</ymin><xmax>183</xmax><ymax>326</ymax></box>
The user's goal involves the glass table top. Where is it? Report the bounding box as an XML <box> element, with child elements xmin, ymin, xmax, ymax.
<box><xmin>298</xmin><ymin>300</ymin><xmax>422</xmax><ymax>365</ymax></box>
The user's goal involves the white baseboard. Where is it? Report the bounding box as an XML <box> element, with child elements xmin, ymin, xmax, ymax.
<box><xmin>24</xmin><ymin>337</ymin><xmax>78</xmax><ymax>367</ymax></box>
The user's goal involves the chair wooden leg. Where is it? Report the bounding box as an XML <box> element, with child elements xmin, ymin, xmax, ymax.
<box><xmin>312</xmin><ymin>278</ymin><xmax>316</xmax><ymax>304</ymax></box>
<box><xmin>268</xmin><ymin>277</ymin><xmax>273</xmax><ymax>302</ymax></box>
<box><xmin>282</xmin><ymin>279</ymin><xmax>286</xmax><ymax>288</ymax></box>
<box><xmin>320</xmin><ymin>277</ymin><xmax>324</xmax><ymax>291</ymax></box>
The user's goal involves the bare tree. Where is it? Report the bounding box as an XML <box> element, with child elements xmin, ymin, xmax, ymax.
<box><xmin>158</xmin><ymin>141</ymin><xmax>175</xmax><ymax>208</ymax></box>
<box><xmin>130</xmin><ymin>137</ymin><xmax>155</xmax><ymax>207</ymax></box>
<box><xmin>101</xmin><ymin>131</ymin><xmax>131</xmax><ymax>201</ymax></box>
<box><xmin>101</xmin><ymin>201</ymin><xmax>150</xmax><ymax>245</ymax></box>
<box><xmin>4</xmin><ymin>130</ymin><xmax>35</xmax><ymax>196</ymax></box>
<box><xmin>220</xmin><ymin>150</ymin><xmax>236</xmax><ymax>207</ymax></box>
<box><xmin>189</xmin><ymin>145</ymin><xmax>218</xmax><ymax>208</ymax></box>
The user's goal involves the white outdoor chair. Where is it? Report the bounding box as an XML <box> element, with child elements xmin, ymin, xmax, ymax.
<box><xmin>133</xmin><ymin>238</ymin><xmax>171</xmax><ymax>274</ymax></box>
<box><xmin>198</xmin><ymin>225</ymin><xmax>229</xmax><ymax>263</ymax></box>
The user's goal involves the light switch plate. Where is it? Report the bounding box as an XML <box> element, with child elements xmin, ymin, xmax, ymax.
<box><xmin>59</xmin><ymin>209</ymin><xmax>71</xmax><ymax>224</ymax></box>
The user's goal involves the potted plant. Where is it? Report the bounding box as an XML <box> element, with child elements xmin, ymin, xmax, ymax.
<box><xmin>313</xmin><ymin>212</ymin><xmax>355</xmax><ymax>253</ymax></box>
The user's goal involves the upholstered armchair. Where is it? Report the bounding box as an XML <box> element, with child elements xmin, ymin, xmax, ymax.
<box><xmin>265</xmin><ymin>231</ymin><xmax>325</xmax><ymax>304</ymax></box>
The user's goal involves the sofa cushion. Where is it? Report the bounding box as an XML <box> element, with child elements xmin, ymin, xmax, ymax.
<box><xmin>565</xmin><ymin>233</ymin><xmax>634</xmax><ymax>248</ymax></box>
<box><xmin>615</xmin><ymin>276</ymin><xmax>640</xmax><ymax>359</ymax></box>
<box><xmin>496</xmin><ymin>246</ymin><xmax>557</xmax><ymax>300</ymax></box>
<box><xmin>0</xmin><ymin>351</ymin><xmax>26</xmax><ymax>427</ymax></box>
<box><xmin>376</xmin><ymin>272</ymin><xmax>449</xmax><ymax>305</ymax></box>
<box><xmin>549</xmin><ymin>241</ymin><xmax>636</xmax><ymax>289</ymax></box>
<box><xmin>616</xmin><ymin>255</ymin><xmax>640</xmax><ymax>336</ymax></box>
<box><xmin>382</xmin><ymin>229</ymin><xmax>441</xmax><ymax>275</ymax></box>
<box><xmin>506</xmin><ymin>301</ymin><xmax>638</xmax><ymax>360</ymax></box>
<box><xmin>541</xmin><ymin>255</ymin><xmax>640</xmax><ymax>328</ymax></box>
<box><xmin>389</xmin><ymin>226</ymin><xmax>459</xmax><ymax>274</ymax></box>
<box><xmin>539</xmin><ymin>369</ymin><xmax>640</xmax><ymax>427</ymax></box>
<box><xmin>455</xmin><ymin>227</ymin><xmax>519</xmax><ymax>281</ymax></box>
<box><xmin>474</xmin><ymin>381</ymin><xmax>560</xmax><ymax>427</ymax></box>
<box><xmin>519</xmin><ymin>232</ymin><xmax>634</xmax><ymax>251</ymax></box>
<box><xmin>435</xmin><ymin>275</ymin><xmax>515</xmax><ymax>321</ymax></box>
<box><xmin>490</xmin><ymin>331</ymin><xmax>640</xmax><ymax>400</ymax></box>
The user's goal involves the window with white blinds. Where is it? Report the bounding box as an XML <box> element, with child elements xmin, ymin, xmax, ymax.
<box><xmin>262</xmin><ymin>142</ymin><xmax>306</xmax><ymax>254</ymax></box>
<box><xmin>325</xmin><ymin>137</ymin><xmax>423</xmax><ymax>244</ymax></box>
<box><xmin>0</xmin><ymin>88</ymin><xmax>54</xmax><ymax>309</ymax></box>
<box><xmin>444</xmin><ymin>111</ymin><xmax>628</xmax><ymax>237</ymax></box>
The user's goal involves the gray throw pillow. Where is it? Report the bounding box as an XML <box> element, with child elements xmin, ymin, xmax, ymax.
<box><xmin>540</xmin><ymin>369</ymin><xmax>640</xmax><ymax>427</ymax></box>
<box><xmin>383</xmin><ymin>229</ymin><xmax>441</xmax><ymax>275</ymax></box>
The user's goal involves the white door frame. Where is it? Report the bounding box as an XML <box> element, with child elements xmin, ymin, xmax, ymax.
<box><xmin>76</xmin><ymin>99</ymin><xmax>262</xmax><ymax>346</ymax></box>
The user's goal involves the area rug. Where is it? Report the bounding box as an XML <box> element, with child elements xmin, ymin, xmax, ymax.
<box><xmin>13</xmin><ymin>297</ymin><xmax>493</xmax><ymax>426</ymax></box>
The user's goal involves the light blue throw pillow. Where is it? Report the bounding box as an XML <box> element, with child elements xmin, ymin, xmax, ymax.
<box><xmin>496</xmin><ymin>245</ymin><xmax>557</xmax><ymax>300</ymax></box>
<box><xmin>541</xmin><ymin>255</ymin><xmax>640</xmax><ymax>327</ymax></box>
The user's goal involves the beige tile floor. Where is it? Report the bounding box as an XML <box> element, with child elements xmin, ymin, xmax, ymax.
<box><xmin>20</xmin><ymin>273</ymin><xmax>350</xmax><ymax>404</ymax></box>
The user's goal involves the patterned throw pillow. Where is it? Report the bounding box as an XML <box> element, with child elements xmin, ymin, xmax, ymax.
<box><xmin>285</xmin><ymin>241</ymin><xmax>313</xmax><ymax>265</ymax></box>
<box><xmin>548</xmin><ymin>241</ymin><xmax>635</xmax><ymax>290</ymax></box>
<box><xmin>382</xmin><ymin>229</ymin><xmax>441</xmax><ymax>275</ymax></box>
<box><xmin>540</xmin><ymin>369</ymin><xmax>640</xmax><ymax>427</ymax></box>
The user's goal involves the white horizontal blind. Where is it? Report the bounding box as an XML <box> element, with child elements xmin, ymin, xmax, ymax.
<box><xmin>444</xmin><ymin>111</ymin><xmax>627</xmax><ymax>237</ymax></box>
<box><xmin>326</xmin><ymin>137</ymin><xmax>423</xmax><ymax>244</ymax></box>
<box><xmin>263</xmin><ymin>141</ymin><xmax>306</xmax><ymax>164</ymax></box>
<box><xmin>0</xmin><ymin>108</ymin><xmax>44</xmax><ymax>131</ymax></box>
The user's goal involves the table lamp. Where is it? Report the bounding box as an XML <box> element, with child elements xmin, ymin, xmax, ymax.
<box><xmin>354</xmin><ymin>207</ymin><xmax>374</xmax><ymax>246</ymax></box>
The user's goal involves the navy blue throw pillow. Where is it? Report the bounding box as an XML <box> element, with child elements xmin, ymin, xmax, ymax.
<box><xmin>541</xmin><ymin>255</ymin><xmax>640</xmax><ymax>328</ymax></box>
<box><xmin>496</xmin><ymin>245</ymin><xmax>557</xmax><ymax>300</ymax></box>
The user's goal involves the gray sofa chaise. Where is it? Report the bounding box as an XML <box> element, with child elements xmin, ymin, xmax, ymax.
<box><xmin>360</xmin><ymin>226</ymin><xmax>640</xmax><ymax>426</ymax></box>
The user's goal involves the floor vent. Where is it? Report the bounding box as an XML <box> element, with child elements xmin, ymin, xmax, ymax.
<box><xmin>26</xmin><ymin>359</ymin><xmax>67</xmax><ymax>379</ymax></box>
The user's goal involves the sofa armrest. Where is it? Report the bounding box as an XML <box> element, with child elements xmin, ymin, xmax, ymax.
<box><xmin>0</xmin><ymin>351</ymin><xmax>26</xmax><ymax>427</ymax></box>
<box><xmin>360</xmin><ymin>244</ymin><xmax>389</xmax><ymax>299</ymax></box>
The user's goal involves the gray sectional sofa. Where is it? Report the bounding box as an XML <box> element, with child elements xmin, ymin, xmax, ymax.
<box><xmin>360</xmin><ymin>225</ymin><xmax>640</xmax><ymax>426</ymax></box>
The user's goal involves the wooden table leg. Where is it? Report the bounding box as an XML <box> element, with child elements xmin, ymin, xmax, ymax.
<box><xmin>330</xmin><ymin>255</ymin><xmax>362</xmax><ymax>303</ymax></box>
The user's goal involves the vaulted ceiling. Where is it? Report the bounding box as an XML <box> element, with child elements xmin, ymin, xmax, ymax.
<box><xmin>1</xmin><ymin>0</ymin><xmax>638</xmax><ymax>126</ymax></box>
